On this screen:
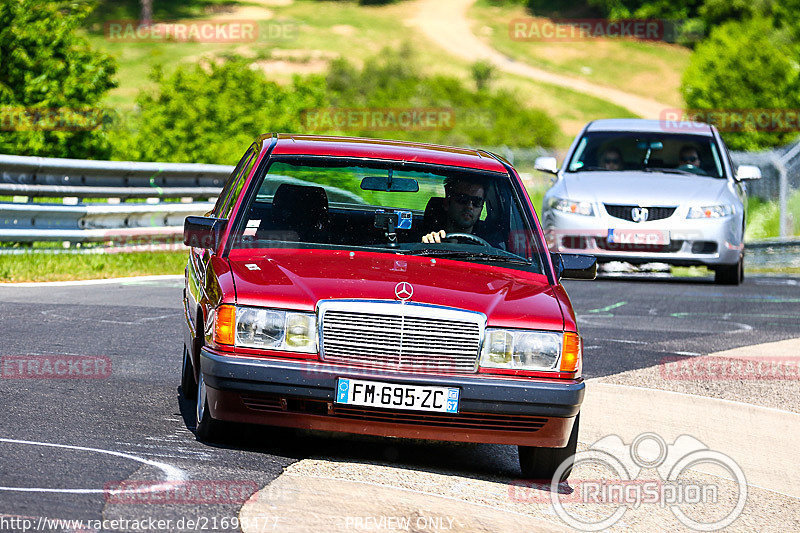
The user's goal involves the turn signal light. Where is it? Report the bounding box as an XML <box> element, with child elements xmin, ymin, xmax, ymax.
<box><xmin>214</xmin><ymin>305</ymin><xmax>236</xmax><ymax>346</ymax></box>
<box><xmin>560</xmin><ymin>332</ymin><xmax>582</xmax><ymax>373</ymax></box>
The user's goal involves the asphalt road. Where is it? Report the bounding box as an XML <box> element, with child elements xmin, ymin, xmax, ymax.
<box><xmin>0</xmin><ymin>273</ymin><xmax>797</xmax><ymax>531</ymax></box>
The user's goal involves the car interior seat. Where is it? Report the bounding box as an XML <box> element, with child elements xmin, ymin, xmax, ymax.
<box><xmin>267</xmin><ymin>183</ymin><xmax>330</xmax><ymax>242</ymax></box>
<box><xmin>423</xmin><ymin>197</ymin><xmax>447</xmax><ymax>234</ymax></box>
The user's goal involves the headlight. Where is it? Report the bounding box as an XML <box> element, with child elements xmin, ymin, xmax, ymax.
<box><xmin>480</xmin><ymin>329</ymin><xmax>581</xmax><ymax>373</ymax></box>
<box><xmin>687</xmin><ymin>205</ymin><xmax>733</xmax><ymax>219</ymax></box>
<box><xmin>214</xmin><ymin>305</ymin><xmax>317</xmax><ymax>353</ymax></box>
<box><xmin>549</xmin><ymin>197</ymin><xmax>595</xmax><ymax>216</ymax></box>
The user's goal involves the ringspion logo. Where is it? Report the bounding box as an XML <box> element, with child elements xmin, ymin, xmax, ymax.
<box><xmin>510</xmin><ymin>433</ymin><xmax>747</xmax><ymax>531</ymax></box>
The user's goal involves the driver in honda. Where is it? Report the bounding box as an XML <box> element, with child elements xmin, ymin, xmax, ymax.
<box><xmin>422</xmin><ymin>177</ymin><xmax>486</xmax><ymax>244</ymax></box>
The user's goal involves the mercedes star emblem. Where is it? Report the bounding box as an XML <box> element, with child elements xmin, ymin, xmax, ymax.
<box><xmin>395</xmin><ymin>281</ymin><xmax>413</xmax><ymax>301</ymax></box>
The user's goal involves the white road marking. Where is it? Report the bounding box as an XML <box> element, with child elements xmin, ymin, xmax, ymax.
<box><xmin>0</xmin><ymin>437</ymin><xmax>185</xmax><ymax>494</ymax></box>
<box><xmin>0</xmin><ymin>274</ymin><xmax>183</xmax><ymax>287</ymax></box>
<box><xmin>40</xmin><ymin>309</ymin><xmax>175</xmax><ymax>325</ymax></box>
<box><xmin>605</xmin><ymin>338</ymin><xmax>649</xmax><ymax>345</ymax></box>
<box><xmin>754</xmin><ymin>278</ymin><xmax>799</xmax><ymax>286</ymax></box>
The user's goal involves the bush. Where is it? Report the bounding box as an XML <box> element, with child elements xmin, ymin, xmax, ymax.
<box><xmin>0</xmin><ymin>0</ymin><xmax>117</xmax><ymax>159</ymax></box>
<box><xmin>323</xmin><ymin>48</ymin><xmax>558</xmax><ymax>149</ymax></box>
<box><xmin>681</xmin><ymin>17</ymin><xmax>800</xmax><ymax>150</ymax></box>
<box><xmin>471</xmin><ymin>60</ymin><xmax>495</xmax><ymax>91</ymax></box>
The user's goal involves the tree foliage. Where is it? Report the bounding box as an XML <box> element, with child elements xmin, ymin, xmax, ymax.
<box><xmin>681</xmin><ymin>17</ymin><xmax>800</xmax><ymax>150</ymax></box>
<box><xmin>0</xmin><ymin>0</ymin><xmax>117</xmax><ymax>158</ymax></box>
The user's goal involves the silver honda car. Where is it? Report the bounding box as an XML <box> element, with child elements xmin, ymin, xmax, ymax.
<box><xmin>537</xmin><ymin>119</ymin><xmax>762</xmax><ymax>285</ymax></box>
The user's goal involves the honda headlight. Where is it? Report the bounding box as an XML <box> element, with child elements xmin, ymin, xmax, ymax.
<box><xmin>687</xmin><ymin>205</ymin><xmax>733</xmax><ymax>219</ymax></box>
<box><xmin>550</xmin><ymin>197</ymin><xmax>595</xmax><ymax>216</ymax></box>
<box><xmin>232</xmin><ymin>306</ymin><xmax>317</xmax><ymax>352</ymax></box>
<box><xmin>481</xmin><ymin>329</ymin><xmax>571</xmax><ymax>372</ymax></box>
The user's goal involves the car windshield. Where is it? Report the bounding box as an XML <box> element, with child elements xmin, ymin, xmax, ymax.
<box><xmin>230</xmin><ymin>157</ymin><xmax>546</xmax><ymax>274</ymax></box>
<box><xmin>566</xmin><ymin>132</ymin><xmax>725</xmax><ymax>178</ymax></box>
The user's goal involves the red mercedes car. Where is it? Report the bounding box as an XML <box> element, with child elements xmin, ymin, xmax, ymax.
<box><xmin>182</xmin><ymin>134</ymin><xmax>595</xmax><ymax>480</ymax></box>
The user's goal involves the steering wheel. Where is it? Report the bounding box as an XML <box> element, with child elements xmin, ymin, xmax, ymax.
<box><xmin>446</xmin><ymin>232</ymin><xmax>491</xmax><ymax>247</ymax></box>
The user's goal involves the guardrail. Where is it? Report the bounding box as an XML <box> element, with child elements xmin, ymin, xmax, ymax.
<box><xmin>2</xmin><ymin>152</ymin><xmax>799</xmax><ymax>265</ymax></box>
<box><xmin>0</xmin><ymin>202</ymin><xmax>216</xmax><ymax>242</ymax></box>
<box><xmin>0</xmin><ymin>154</ymin><xmax>231</xmax><ymax>246</ymax></box>
<box><xmin>745</xmin><ymin>238</ymin><xmax>800</xmax><ymax>269</ymax></box>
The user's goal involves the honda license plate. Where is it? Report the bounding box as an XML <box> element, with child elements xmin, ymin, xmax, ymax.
<box><xmin>608</xmin><ymin>229</ymin><xmax>670</xmax><ymax>245</ymax></box>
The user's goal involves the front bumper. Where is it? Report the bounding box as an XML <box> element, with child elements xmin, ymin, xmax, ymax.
<box><xmin>544</xmin><ymin>210</ymin><xmax>743</xmax><ymax>266</ymax></box>
<box><xmin>200</xmin><ymin>348</ymin><xmax>584</xmax><ymax>447</ymax></box>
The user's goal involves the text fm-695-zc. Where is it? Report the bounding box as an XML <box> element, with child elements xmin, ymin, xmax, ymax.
<box><xmin>182</xmin><ymin>134</ymin><xmax>596</xmax><ymax>480</ymax></box>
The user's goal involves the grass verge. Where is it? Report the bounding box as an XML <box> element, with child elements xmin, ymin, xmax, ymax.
<box><xmin>469</xmin><ymin>0</ymin><xmax>690</xmax><ymax>108</ymax></box>
<box><xmin>1</xmin><ymin>250</ymin><xmax>795</xmax><ymax>283</ymax></box>
<box><xmin>745</xmin><ymin>192</ymin><xmax>800</xmax><ymax>241</ymax></box>
<box><xmin>0</xmin><ymin>251</ymin><xmax>188</xmax><ymax>282</ymax></box>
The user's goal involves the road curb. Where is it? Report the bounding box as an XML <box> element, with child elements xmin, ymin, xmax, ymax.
<box><xmin>238</xmin><ymin>473</ymin><xmax>569</xmax><ymax>533</ymax></box>
<box><xmin>581</xmin><ymin>381</ymin><xmax>800</xmax><ymax>498</ymax></box>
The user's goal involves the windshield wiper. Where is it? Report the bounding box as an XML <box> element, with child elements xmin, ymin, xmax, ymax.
<box><xmin>643</xmin><ymin>167</ymin><xmax>701</xmax><ymax>176</ymax></box>
<box><xmin>571</xmin><ymin>166</ymin><xmax>613</xmax><ymax>172</ymax></box>
<box><xmin>406</xmin><ymin>248</ymin><xmax>532</xmax><ymax>265</ymax></box>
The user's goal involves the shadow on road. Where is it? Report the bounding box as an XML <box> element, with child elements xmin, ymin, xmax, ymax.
<box><xmin>176</xmin><ymin>387</ymin><xmax>533</xmax><ymax>486</ymax></box>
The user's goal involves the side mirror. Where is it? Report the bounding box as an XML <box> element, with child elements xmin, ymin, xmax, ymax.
<box><xmin>735</xmin><ymin>165</ymin><xmax>761</xmax><ymax>181</ymax></box>
<box><xmin>184</xmin><ymin>216</ymin><xmax>227</xmax><ymax>250</ymax></box>
<box><xmin>552</xmin><ymin>252</ymin><xmax>597</xmax><ymax>280</ymax></box>
<box><xmin>535</xmin><ymin>156</ymin><xmax>559</xmax><ymax>175</ymax></box>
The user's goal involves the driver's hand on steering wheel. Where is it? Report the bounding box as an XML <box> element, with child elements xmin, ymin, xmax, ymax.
<box><xmin>422</xmin><ymin>230</ymin><xmax>447</xmax><ymax>244</ymax></box>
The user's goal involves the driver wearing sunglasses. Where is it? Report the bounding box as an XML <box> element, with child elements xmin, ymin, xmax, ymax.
<box><xmin>599</xmin><ymin>147</ymin><xmax>623</xmax><ymax>170</ymax></box>
<box><xmin>679</xmin><ymin>145</ymin><xmax>701</xmax><ymax>167</ymax></box>
<box><xmin>422</xmin><ymin>177</ymin><xmax>486</xmax><ymax>244</ymax></box>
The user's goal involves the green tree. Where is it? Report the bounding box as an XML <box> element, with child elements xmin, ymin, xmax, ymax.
<box><xmin>113</xmin><ymin>59</ymin><xmax>329</xmax><ymax>164</ymax></box>
<box><xmin>681</xmin><ymin>17</ymin><xmax>800</xmax><ymax>150</ymax></box>
<box><xmin>116</xmin><ymin>47</ymin><xmax>558</xmax><ymax>165</ymax></box>
<box><xmin>0</xmin><ymin>0</ymin><xmax>117</xmax><ymax>158</ymax></box>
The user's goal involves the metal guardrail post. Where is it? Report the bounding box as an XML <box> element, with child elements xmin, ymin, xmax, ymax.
<box><xmin>776</xmin><ymin>141</ymin><xmax>800</xmax><ymax>238</ymax></box>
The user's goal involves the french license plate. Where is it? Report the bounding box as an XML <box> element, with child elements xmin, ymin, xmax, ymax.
<box><xmin>335</xmin><ymin>378</ymin><xmax>459</xmax><ymax>413</ymax></box>
<box><xmin>608</xmin><ymin>229</ymin><xmax>670</xmax><ymax>245</ymax></box>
